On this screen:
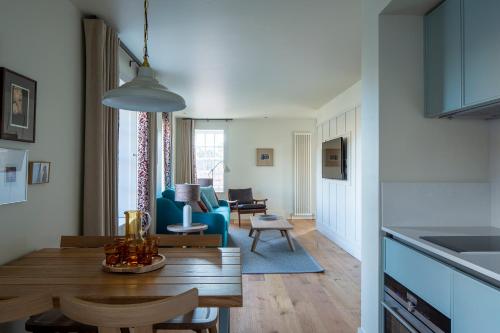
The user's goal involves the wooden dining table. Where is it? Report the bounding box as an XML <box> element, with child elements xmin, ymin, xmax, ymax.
<box><xmin>0</xmin><ymin>247</ymin><xmax>242</xmax><ymax>333</ymax></box>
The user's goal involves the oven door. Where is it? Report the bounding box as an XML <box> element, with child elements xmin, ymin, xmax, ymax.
<box><xmin>383</xmin><ymin>292</ymin><xmax>434</xmax><ymax>333</ymax></box>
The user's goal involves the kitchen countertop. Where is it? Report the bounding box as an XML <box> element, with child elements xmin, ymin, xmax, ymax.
<box><xmin>382</xmin><ymin>225</ymin><xmax>500</xmax><ymax>287</ymax></box>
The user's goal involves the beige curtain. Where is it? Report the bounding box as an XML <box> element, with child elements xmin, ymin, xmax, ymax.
<box><xmin>83</xmin><ymin>19</ymin><xmax>119</xmax><ymax>236</ymax></box>
<box><xmin>175</xmin><ymin>118</ymin><xmax>197</xmax><ymax>184</ymax></box>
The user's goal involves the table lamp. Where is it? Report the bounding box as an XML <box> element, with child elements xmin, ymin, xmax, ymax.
<box><xmin>175</xmin><ymin>184</ymin><xmax>201</xmax><ymax>228</ymax></box>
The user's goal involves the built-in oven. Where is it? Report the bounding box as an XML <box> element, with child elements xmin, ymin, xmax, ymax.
<box><xmin>383</xmin><ymin>274</ymin><xmax>451</xmax><ymax>333</ymax></box>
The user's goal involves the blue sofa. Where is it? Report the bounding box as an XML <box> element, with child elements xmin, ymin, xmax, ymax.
<box><xmin>156</xmin><ymin>189</ymin><xmax>230</xmax><ymax>246</ymax></box>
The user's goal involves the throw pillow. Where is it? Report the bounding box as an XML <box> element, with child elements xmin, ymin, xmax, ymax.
<box><xmin>201</xmin><ymin>186</ymin><xmax>219</xmax><ymax>208</ymax></box>
<box><xmin>200</xmin><ymin>192</ymin><xmax>214</xmax><ymax>212</ymax></box>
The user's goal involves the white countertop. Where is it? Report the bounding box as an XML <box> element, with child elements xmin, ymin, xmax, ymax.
<box><xmin>382</xmin><ymin>225</ymin><xmax>500</xmax><ymax>286</ymax></box>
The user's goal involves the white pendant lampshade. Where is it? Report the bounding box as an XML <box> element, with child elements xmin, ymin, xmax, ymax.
<box><xmin>102</xmin><ymin>0</ymin><xmax>186</xmax><ymax>113</ymax></box>
<box><xmin>102</xmin><ymin>67</ymin><xmax>186</xmax><ymax>112</ymax></box>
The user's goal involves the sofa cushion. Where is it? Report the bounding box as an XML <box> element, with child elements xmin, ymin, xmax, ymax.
<box><xmin>200</xmin><ymin>192</ymin><xmax>214</xmax><ymax>212</ymax></box>
<box><xmin>200</xmin><ymin>186</ymin><xmax>219</xmax><ymax>208</ymax></box>
<box><xmin>238</xmin><ymin>203</ymin><xmax>266</xmax><ymax>210</ymax></box>
<box><xmin>228</xmin><ymin>188</ymin><xmax>254</xmax><ymax>204</ymax></box>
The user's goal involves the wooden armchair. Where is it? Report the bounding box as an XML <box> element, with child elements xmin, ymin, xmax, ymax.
<box><xmin>228</xmin><ymin>188</ymin><xmax>268</xmax><ymax>227</ymax></box>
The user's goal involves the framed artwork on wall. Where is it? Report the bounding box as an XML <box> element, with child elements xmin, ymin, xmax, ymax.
<box><xmin>0</xmin><ymin>148</ymin><xmax>28</xmax><ymax>205</ymax></box>
<box><xmin>28</xmin><ymin>161</ymin><xmax>51</xmax><ymax>184</ymax></box>
<box><xmin>0</xmin><ymin>67</ymin><xmax>37</xmax><ymax>142</ymax></box>
<box><xmin>256</xmin><ymin>148</ymin><xmax>274</xmax><ymax>166</ymax></box>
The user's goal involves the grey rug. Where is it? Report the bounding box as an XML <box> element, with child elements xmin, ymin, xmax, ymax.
<box><xmin>228</xmin><ymin>227</ymin><xmax>325</xmax><ymax>274</ymax></box>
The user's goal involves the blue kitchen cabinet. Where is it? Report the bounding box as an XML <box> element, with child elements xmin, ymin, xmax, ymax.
<box><xmin>452</xmin><ymin>270</ymin><xmax>500</xmax><ymax>332</ymax></box>
<box><xmin>384</xmin><ymin>237</ymin><xmax>452</xmax><ymax>317</ymax></box>
<box><xmin>425</xmin><ymin>0</ymin><xmax>462</xmax><ymax>117</ymax></box>
<box><xmin>463</xmin><ymin>0</ymin><xmax>500</xmax><ymax>106</ymax></box>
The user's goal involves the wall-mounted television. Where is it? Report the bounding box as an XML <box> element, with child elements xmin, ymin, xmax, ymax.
<box><xmin>322</xmin><ymin>137</ymin><xmax>346</xmax><ymax>180</ymax></box>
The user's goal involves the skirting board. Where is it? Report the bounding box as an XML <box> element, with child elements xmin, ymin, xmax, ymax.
<box><xmin>317</xmin><ymin>223</ymin><xmax>361</xmax><ymax>260</ymax></box>
<box><xmin>290</xmin><ymin>214</ymin><xmax>315</xmax><ymax>220</ymax></box>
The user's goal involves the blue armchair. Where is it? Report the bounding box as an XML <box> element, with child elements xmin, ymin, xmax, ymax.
<box><xmin>156</xmin><ymin>189</ymin><xmax>230</xmax><ymax>246</ymax></box>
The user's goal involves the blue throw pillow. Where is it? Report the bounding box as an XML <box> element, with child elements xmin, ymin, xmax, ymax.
<box><xmin>200</xmin><ymin>192</ymin><xmax>214</xmax><ymax>212</ymax></box>
<box><xmin>201</xmin><ymin>186</ymin><xmax>219</xmax><ymax>208</ymax></box>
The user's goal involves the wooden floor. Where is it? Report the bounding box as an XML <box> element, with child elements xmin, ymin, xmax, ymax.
<box><xmin>230</xmin><ymin>219</ymin><xmax>361</xmax><ymax>333</ymax></box>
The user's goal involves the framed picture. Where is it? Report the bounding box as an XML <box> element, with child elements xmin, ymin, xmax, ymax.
<box><xmin>256</xmin><ymin>148</ymin><xmax>274</xmax><ymax>166</ymax></box>
<box><xmin>324</xmin><ymin>148</ymin><xmax>341</xmax><ymax>167</ymax></box>
<box><xmin>0</xmin><ymin>68</ymin><xmax>37</xmax><ymax>142</ymax></box>
<box><xmin>0</xmin><ymin>148</ymin><xmax>28</xmax><ymax>205</ymax></box>
<box><xmin>28</xmin><ymin>161</ymin><xmax>51</xmax><ymax>184</ymax></box>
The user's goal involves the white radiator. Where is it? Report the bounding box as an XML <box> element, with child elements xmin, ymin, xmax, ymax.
<box><xmin>293</xmin><ymin>132</ymin><xmax>313</xmax><ymax>218</ymax></box>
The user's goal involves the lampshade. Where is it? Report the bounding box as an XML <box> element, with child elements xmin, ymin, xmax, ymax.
<box><xmin>102</xmin><ymin>66</ymin><xmax>186</xmax><ymax>113</ymax></box>
<box><xmin>197</xmin><ymin>178</ymin><xmax>213</xmax><ymax>187</ymax></box>
<box><xmin>175</xmin><ymin>184</ymin><xmax>200</xmax><ymax>202</ymax></box>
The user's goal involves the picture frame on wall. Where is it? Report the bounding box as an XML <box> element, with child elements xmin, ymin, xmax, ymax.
<box><xmin>256</xmin><ymin>148</ymin><xmax>274</xmax><ymax>166</ymax></box>
<box><xmin>0</xmin><ymin>67</ymin><xmax>37</xmax><ymax>142</ymax></box>
<box><xmin>0</xmin><ymin>148</ymin><xmax>28</xmax><ymax>205</ymax></box>
<box><xmin>28</xmin><ymin>161</ymin><xmax>51</xmax><ymax>184</ymax></box>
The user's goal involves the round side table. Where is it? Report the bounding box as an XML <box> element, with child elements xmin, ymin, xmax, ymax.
<box><xmin>167</xmin><ymin>223</ymin><xmax>208</xmax><ymax>235</ymax></box>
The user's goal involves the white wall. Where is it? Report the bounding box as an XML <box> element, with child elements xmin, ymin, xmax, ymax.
<box><xmin>360</xmin><ymin>0</ymin><xmax>389</xmax><ymax>331</ymax></box>
<box><xmin>194</xmin><ymin>118</ymin><xmax>316</xmax><ymax>219</ymax></box>
<box><xmin>0</xmin><ymin>0</ymin><xmax>83</xmax><ymax>265</ymax></box>
<box><xmin>315</xmin><ymin>81</ymin><xmax>362</xmax><ymax>259</ymax></box>
<box><xmin>491</xmin><ymin>119</ymin><xmax>500</xmax><ymax>227</ymax></box>
<box><xmin>379</xmin><ymin>16</ymin><xmax>490</xmax><ymax>184</ymax></box>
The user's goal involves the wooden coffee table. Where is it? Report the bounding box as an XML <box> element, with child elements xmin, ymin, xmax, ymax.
<box><xmin>249</xmin><ymin>216</ymin><xmax>295</xmax><ymax>252</ymax></box>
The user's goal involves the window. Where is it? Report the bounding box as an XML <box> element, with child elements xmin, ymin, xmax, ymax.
<box><xmin>195</xmin><ymin>129</ymin><xmax>224</xmax><ymax>192</ymax></box>
<box><xmin>117</xmin><ymin>79</ymin><xmax>138</xmax><ymax>228</ymax></box>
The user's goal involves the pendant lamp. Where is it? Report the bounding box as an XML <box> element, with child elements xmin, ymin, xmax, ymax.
<box><xmin>102</xmin><ymin>0</ymin><xmax>186</xmax><ymax>112</ymax></box>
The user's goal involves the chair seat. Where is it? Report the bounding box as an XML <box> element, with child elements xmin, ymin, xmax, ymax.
<box><xmin>26</xmin><ymin>309</ymin><xmax>97</xmax><ymax>333</ymax></box>
<box><xmin>26</xmin><ymin>307</ymin><xmax>218</xmax><ymax>332</ymax></box>
<box><xmin>154</xmin><ymin>307</ymin><xmax>218</xmax><ymax>330</ymax></box>
<box><xmin>238</xmin><ymin>203</ymin><xmax>266</xmax><ymax>210</ymax></box>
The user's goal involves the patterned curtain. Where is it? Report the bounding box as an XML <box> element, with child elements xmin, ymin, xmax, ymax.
<box><xmin>137</xmin><ymin>112</ymin><xmax>150</xmax><ymax>212</ymax></box>
<box><xmin>162</xmin><ymin>113</ymin><xmax>172</xmax><ymax>189</ymax></box>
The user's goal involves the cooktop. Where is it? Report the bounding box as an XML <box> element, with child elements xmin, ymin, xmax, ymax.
<box><xmin>420</xmin><ymin>235</ymin><xmax>500</xmax><ymax>253</ymax></box>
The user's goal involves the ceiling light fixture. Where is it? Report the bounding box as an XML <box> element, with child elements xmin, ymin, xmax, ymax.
<box><xmin>102</xmin><ymin>0</ymin><xmax>186</xmax><ymax>112</ymax></box>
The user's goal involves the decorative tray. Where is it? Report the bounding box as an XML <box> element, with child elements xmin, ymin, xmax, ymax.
<box><xmin>259</xmin><ymin>214</ymin><xmax>279</xmax><ymax>221</ymax></box>
<box><xmin>102</xmin><ymin>254</ymin><xmax>166</xmax><ymax>274</ymax></box>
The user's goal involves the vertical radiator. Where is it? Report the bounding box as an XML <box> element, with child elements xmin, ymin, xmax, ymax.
<box><xmin>293</xmin><ymin>132</ymin><xmax>313</xmax><ymax>218</ymax></box>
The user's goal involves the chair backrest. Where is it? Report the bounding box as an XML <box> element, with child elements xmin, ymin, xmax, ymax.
<box><xmin>228</xmin><ymin>188</ymin><xmax>254</xmax><ymax>204</ymax></box>
<box><xmin>61</xmin><ymin>235</ymin><xmax>222</xmax><ymax>248</ymax></box>
<box><xmin>60</xmin><ymin>236</ymin><xmax>115</xmax><ymax>248</ymax></box>
<box><xmin>0</xmin><ymin>294</ymin><xmax>53</xmax><ymax>323</ymax></box>
<box><xmin>157</xmin><ymin>234</ymin><xmax>221</xmax><ymax>248</ymax></box>
<box><xmin>60</xmin><ymin>288</ymin><xmax>198</xmax><ymax>333</ymax></box>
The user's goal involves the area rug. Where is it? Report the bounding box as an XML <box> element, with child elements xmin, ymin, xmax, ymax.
<box><xmin>228</xmin><ymin>227</ymin><xmax>325</xmax><ymax>274</ymax></box>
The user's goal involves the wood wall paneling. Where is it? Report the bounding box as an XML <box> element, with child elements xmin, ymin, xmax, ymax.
<box><xmin>316</xmin><ymin>107</ymin><xmax>361</xmax><ymax>259</ymax></box>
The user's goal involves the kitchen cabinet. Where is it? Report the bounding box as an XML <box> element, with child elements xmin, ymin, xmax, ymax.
<box><xmin>384</xmin><ymin>237</ymin><xmax>452</xmax><ymax>316</ymax></box>
<box><xmin>424</xmin><ymin>0</ymin><xmax>462</xmax><ymax>117</ymax></box>
<box><xmin>463</xmin><ymin>0</ymin><xmax>500</xmax><ymax>107</ymax></box>
<box><xmin>424</xmin><ymin>0</ymin><xmax>500</xmax><ymax>119</ymax></box>
<box><xmin>452</xmin><ymin>271</ymin><xmax>500</xmax><ymax>332</ymax></box>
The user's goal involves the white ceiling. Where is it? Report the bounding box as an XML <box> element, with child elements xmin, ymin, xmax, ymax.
<box><xmin>70</xmin><ymin>0</ymin><xmax>361</xmax><ymax>119</ymax></box>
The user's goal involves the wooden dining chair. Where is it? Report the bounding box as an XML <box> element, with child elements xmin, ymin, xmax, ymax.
<box><xmin>0</xmin><ymin>294</ymin><xmax>52</xmax><ymax>324</ymax></box>
<box><xmin>60</xmin><ymin>289</ymin><xmax>198</xmax><ymax>333</ymax></box>
<box><xmin>60</xmin><ymin>235</ymin><xmax>115</xmax><ymax>248</ymax></box>
<box><xmin>26</xmin><ymin>235</ymin><xmax>221</xmax><ymax>333</ymax></box>
<box><xmin>60</xmin><ymin>235</ymin><xmax>222</xmax><ymax>248</ymax></box>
